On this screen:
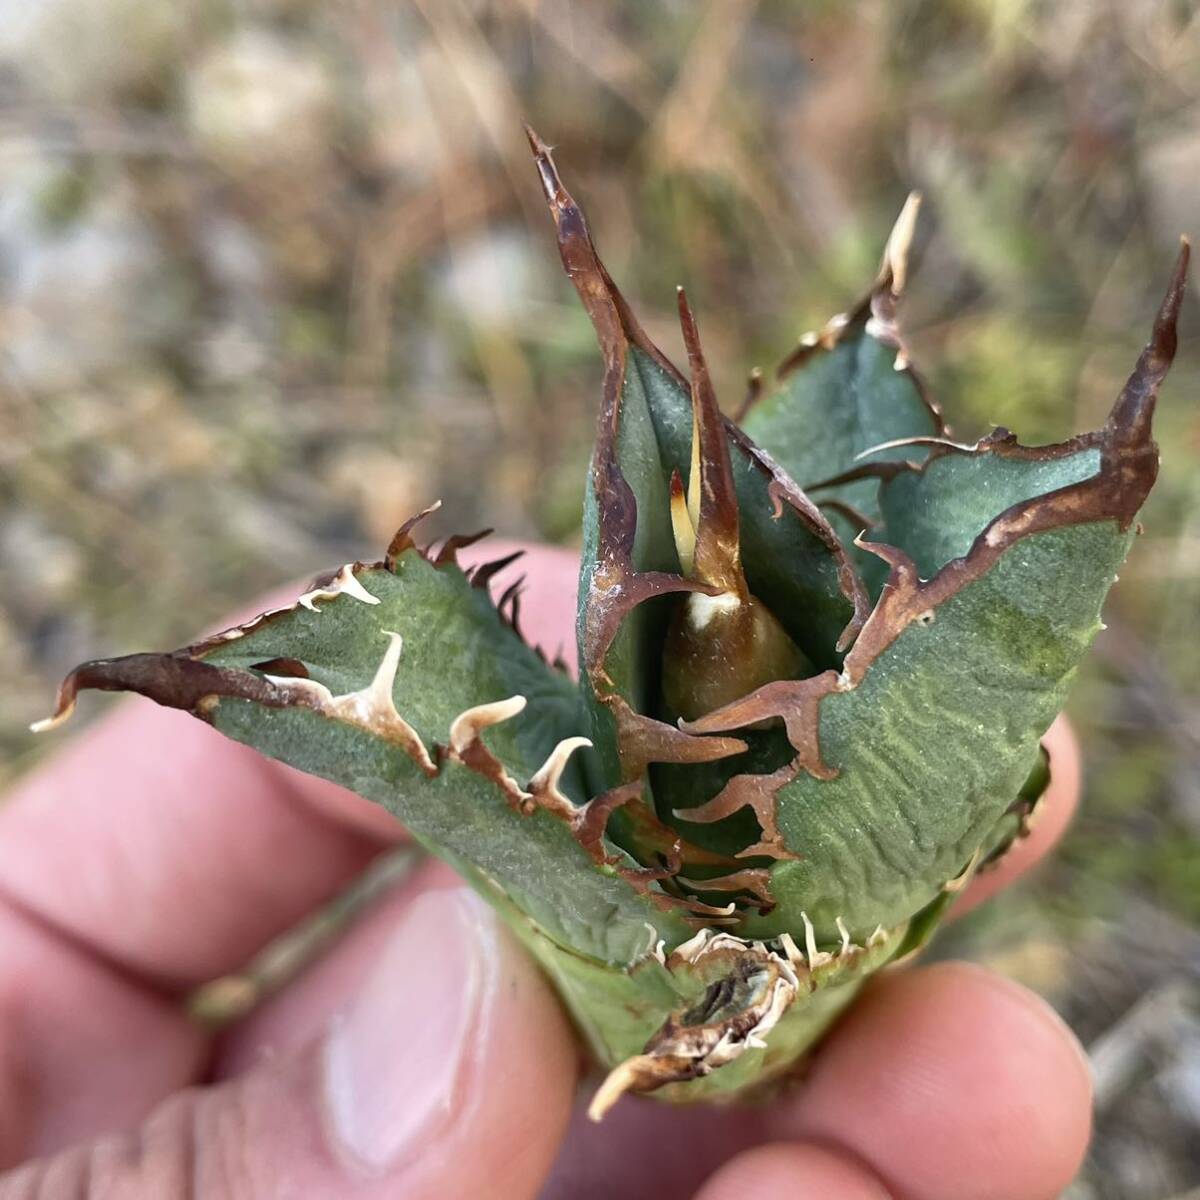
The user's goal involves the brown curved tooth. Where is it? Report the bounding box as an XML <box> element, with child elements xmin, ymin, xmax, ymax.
<box><xmin>1108</xmin><ymin>237</ymin><xmax>1189</xmax><ymax>451</ymax></box>
<box><xmin>676</xmin><ymin>287</ymin><xmax>745</xmax><ymax>595</ymax></box>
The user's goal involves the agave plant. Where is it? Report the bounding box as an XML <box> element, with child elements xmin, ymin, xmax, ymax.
<box><xmin>35</xmin><ymin>127</ymin><xmax>1188</xmax><ymax>1117</ymax></box>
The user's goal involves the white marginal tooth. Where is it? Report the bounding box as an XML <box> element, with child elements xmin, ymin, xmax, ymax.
<box><xmin>449</xmin><ymin>695</ymin><xmax>527</xmax><ymax>753</ymax></box>
<box><xmin>268</xmin><ymin>631</ymin><xmax>435</xmax><ymax>775</ymax></box>
<box><xmin>778</xmin><ymin>931</ymin><xmax>804</xmax><ymax>968</ymax></box>
<box><xmin>298</xmin><ymin>563</ymin><xmax>380</xmax><ymax>611</ymax></box>
<box><xmin>884</xmin><ymin>191</ymin><xmax>922</xmax><ymax>294</ymax></box>
<box><xmin>836</xmin><ymin>916</ymin><xmax>852</xmax><ymax>956</ymax></box>
<box><xmin>529</xmin><ymin>736</ymin><xmax>592</xmax><ymax>799</ymax></box>
<box><xmin>801</xmin><ymin>911</ymin><xmax>818</xmax><ymax>964</ymax></box>
<box><xmin>672</xmin><ymin>928</ymin><xmax>713</xmax><ymax>963</ymax></box>
<box><xmin>587</xmin><ymin>1057</ymin><xmax>655</xmax><ymax>1123</ymax></box>
<box><xmin>326</xmin><ymin>632</ymin><xmax>408</xmax><ymax>735</ymax></box>
<box><xmin>338</xmin><ymin>572</ymin><xmax>381</xmax><ymax>606</ymax></box>
<box><xmin>800</xmin><ymin>912</ymin><xmax>833</xmax><ymax>968</ymax></box>
<box><xmin>354</xmin><ymin>630</ymin><xmax>404</xmax><ymax>715</ymax></box>
<box><xmin>772</xmin><ymin>951</ymin><xmax>800</xmax><ymax>990</ymax></box>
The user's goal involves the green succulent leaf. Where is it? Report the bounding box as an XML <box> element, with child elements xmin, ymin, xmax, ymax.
<box><xmin>41</xmin><ymin>537</ymin><xmax>697</xmax><ymax>965</ymax></box>
<box><xmin>684</xmin><ymin>250</ymin><xmax>1188</xmax><ymax>943</ymax></box>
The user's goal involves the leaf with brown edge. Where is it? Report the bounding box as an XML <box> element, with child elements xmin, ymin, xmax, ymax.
<box><xmin>527</xmin><ymin>124</ymin><xmax>753</xmax><ymax>883</ymax></box>
<box><xmin>39</xmin><ymin>535</ymin><xmax>709</xmax><ymax>966</ymax></box>
<box><xmin>683</xmin><ymin>242</ymin><xmax>1188</xmax><ymax>945</ymax></box>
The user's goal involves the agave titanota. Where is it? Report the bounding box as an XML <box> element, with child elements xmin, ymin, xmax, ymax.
<box><xmin>35</xmin><ymin>127</ymin><xmax>1189</xmax><ymax>1117</ymax></box>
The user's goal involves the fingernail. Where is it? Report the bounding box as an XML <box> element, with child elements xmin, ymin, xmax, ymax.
<box><xmin>324</xmin><ymin>887</ymin><xmax>494</xmax><ymax>1172</ymax></box>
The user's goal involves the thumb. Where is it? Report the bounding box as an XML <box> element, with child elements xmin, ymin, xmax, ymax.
<box><xmin>0</xmin><ymin>886</ymin><xmax>579</xmax><ymax>1199</ymax></box>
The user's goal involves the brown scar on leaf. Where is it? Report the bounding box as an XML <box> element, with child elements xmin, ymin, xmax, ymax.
<box><xmin>683</xmin><ymin>240</ymin><xmax>1189</xmax><ymax>853</ymax></box>
<box><xmin>774</xmin><ymin>191</ymin><xmax>945</xmax><ymax>435</ymax></box>
<box><xmin>565</xmin><ymin>783</ymin><xmax>741</xmax><ymax>925</ymax></box>
<box><xmin>588</xmin><ymin>937</ymin><xmax>799</xmax><ymax>1119</ymax></box>
<box><xmin>674</xmin><ymin>752</ymin><xmax>814</xmax><ymax>863</ymax></box>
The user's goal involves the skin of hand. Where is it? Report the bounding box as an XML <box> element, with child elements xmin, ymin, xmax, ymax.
<box><xmin>0</xmin><ymin>542</ymin><xmax>1093</xmax><ymax>1199</ymax></box>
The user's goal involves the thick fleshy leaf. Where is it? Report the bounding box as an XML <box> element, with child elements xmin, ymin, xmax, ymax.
<box><xmin>39</xmin><ymin>542</ymin><xmax>698</xmax><ymax>965</ymax></box>
<box><xmin>684</xmin><ymin>242</ymin><xmax>1188</xmax><ymax>943</ymax></box>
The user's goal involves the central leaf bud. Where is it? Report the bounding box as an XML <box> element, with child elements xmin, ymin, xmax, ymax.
<box><xmin>661</xmin><ymin>290</ymin><xmax>811</xmax><ymax>724</ymax></box>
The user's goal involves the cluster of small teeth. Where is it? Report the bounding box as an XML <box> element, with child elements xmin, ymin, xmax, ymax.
<box><xmin>665</xmin><ymin>914</ymin><xmax>884</xmax><ymax>976</ymax></box>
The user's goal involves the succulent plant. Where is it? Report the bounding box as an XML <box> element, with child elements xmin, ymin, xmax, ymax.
<box><xmin>35</xmin><ymin>127</ymin><xmax>1189</xmax><ymax>1118</ymax></box>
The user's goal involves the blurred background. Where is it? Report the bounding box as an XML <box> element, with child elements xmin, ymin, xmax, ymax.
<box><xmin>0</xmin><ymin>1</ymin><xmax>1197</xmax><ymax>1193</ymax></box>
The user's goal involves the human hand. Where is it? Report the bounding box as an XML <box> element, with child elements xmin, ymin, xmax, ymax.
<box><xmin>0</xmin><ymin>542</ymin><xmax>1091</xmax><ymax>1198</ymax></box>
